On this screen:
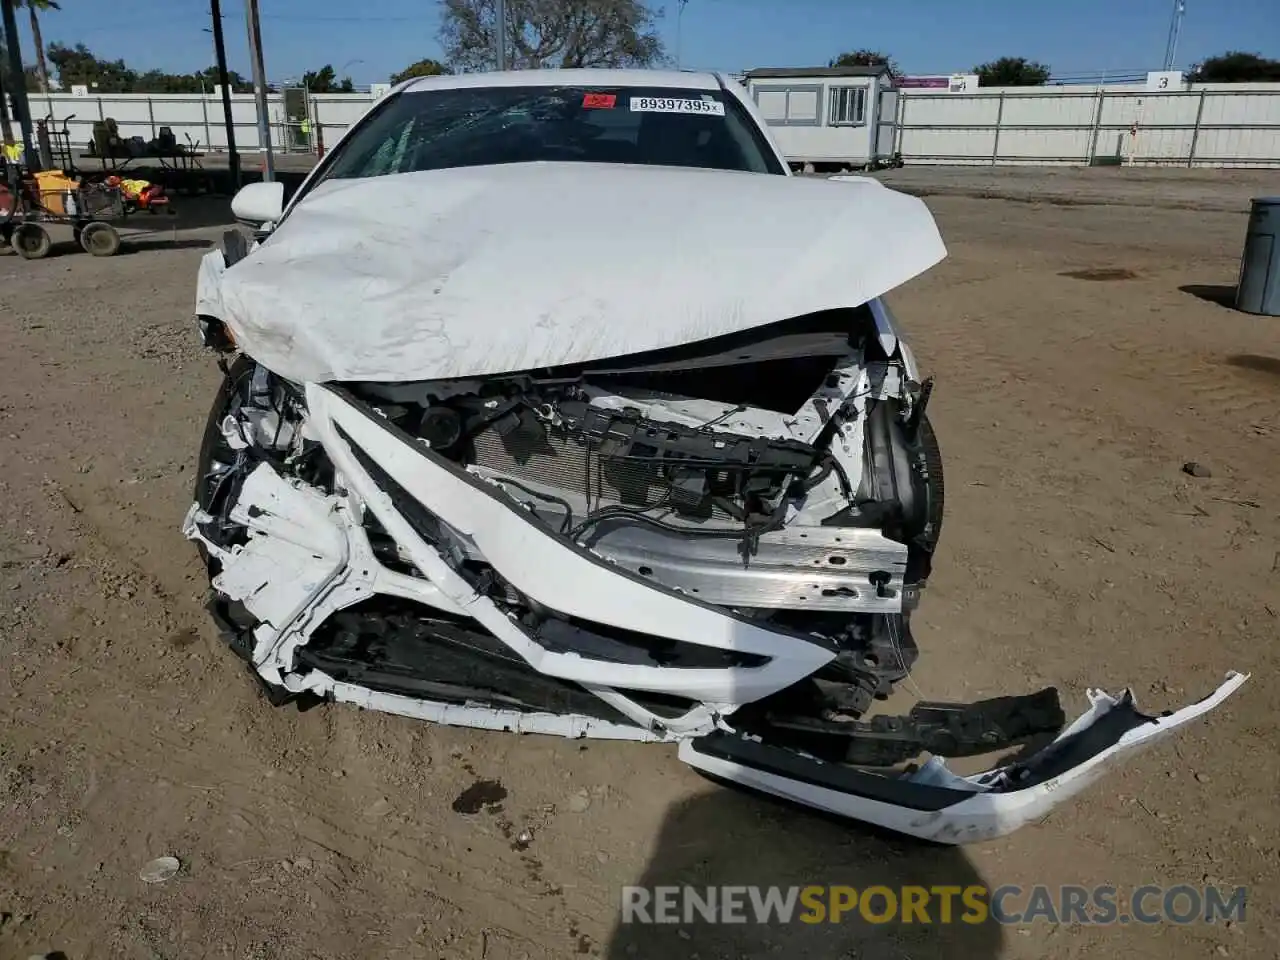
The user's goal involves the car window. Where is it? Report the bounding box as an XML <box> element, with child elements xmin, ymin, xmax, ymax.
<box><xmin>312</xmin><ymin>85</ymin><xmax>785</xmax><ymax>186</ymax></box>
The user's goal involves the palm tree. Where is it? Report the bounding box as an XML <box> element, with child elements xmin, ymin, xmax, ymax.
<box><xmin>17</xmin><ymin>0</ymin><xmax>59</xmax><ymax>94</ymax></box>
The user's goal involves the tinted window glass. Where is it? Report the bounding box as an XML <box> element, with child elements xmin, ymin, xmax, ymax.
<box><xmin>314</xmin><ymin>85</ymin><xmax>785</xmax><ymax>184</ymax></box>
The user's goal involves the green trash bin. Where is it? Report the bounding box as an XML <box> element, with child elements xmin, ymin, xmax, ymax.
<box><xmin>1235</xmin><ymin>196</ymin><xmax>1280</xmax><ymax>317</ymax></box>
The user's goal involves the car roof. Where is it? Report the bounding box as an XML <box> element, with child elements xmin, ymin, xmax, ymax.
<box><xmin>400</xmin><ymin>68</ymin><xmax>724</xmax><ymax>94</ymax></box>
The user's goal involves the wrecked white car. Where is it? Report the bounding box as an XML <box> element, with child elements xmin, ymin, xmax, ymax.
<box><xmin>187</xmin><ymin>69</ymin><xmax>1244</xmax><ymax>843</ymax></box>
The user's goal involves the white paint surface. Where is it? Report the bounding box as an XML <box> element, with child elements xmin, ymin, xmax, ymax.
<box><xmin>196</xmin><ymin>162</ymin><xmax>945</xmax><ymax>383</ymax></box>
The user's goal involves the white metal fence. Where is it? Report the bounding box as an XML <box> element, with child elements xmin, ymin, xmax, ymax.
<box><xmin>6</xmin><ymin>82</ymin><xmax>1280</xmax><ymax>168</ymax></box>
<box><xmin>895</xmin><ymin>83</ymin><xmax>1280</xmax><ymax>167</ymax></box>
<box><xmin>4</xmin><ymin>90</ymin><xmax>377</xmax><ymax>157</ymax></box>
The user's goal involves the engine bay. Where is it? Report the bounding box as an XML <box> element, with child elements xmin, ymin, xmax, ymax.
<box><xmin>340</xmin><ymin>304</ymin><xmax>944</xmax><ymax>606</ymax></box>
<box><xmin>190</xmin><ymin>303</ymin><xmax>973</xmax><ymax>778</ymax></box>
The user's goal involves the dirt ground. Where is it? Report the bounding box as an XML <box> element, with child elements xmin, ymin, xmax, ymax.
<box><xmin>1</xmin><ymin>170</ymin><xmax>1277</xmax><ymax>960</ymax></box>
<box><xmin>872</xmin><ymin>164</ymin><xmax>1277</xmax><ymax>213</ymax></box>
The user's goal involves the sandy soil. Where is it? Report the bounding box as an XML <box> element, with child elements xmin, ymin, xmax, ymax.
<box><xmin>0</xmin><ymin>174</ymin><xmax>1276</xmax><ymax>960</ymax></box>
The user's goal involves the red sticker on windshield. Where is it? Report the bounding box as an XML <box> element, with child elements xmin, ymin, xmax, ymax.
<box><xmin>583</xmin><ymin>93</ymin><xmax>617</xmax><ymax>109</ymax></box>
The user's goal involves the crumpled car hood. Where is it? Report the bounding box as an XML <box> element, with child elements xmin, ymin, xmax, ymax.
<box><xmin>196</xmin><ymin>162</ymin><xmax>947</xmax><ymax>383</ymax></box>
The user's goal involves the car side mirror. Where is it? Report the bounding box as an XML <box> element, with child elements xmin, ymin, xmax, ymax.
<box><xmin>231</xmin><ymin>181</ymin><xmax>285</xmax><ymax>228</ymax></box>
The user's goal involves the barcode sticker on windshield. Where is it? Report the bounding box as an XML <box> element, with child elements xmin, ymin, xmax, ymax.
<box><xmin>629</xmin><ymin>97</ymin><xmax>725</xmax><ymax>116</ymax></box>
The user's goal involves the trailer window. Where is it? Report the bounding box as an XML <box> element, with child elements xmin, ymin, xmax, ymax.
<box><xmin>828</xmin><ymin>87</ymin><xmax>868</xmax><ymax>126</ymax></box>
<box><xmin>753</xmin><ymin>84</ymin><xmax>822</xmax><ymax>127</ymax></box>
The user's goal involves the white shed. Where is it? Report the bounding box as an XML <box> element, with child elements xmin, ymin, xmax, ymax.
<box><xmin>744</xmin><ymin>66</ymin><xmax>900</xmax><ymax>171</ymax></box>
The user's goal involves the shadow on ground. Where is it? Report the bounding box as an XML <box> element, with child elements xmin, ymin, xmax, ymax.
<box><xmin>119</xmin><ymin>237</ymin><xmax>217</xmax><ymax>254</ymax></box>
<box><xmin>9</xmin><ymin>237</ymin><xmax>217</xmax><ymax>259</ymax></box>
<box><xmin>604</xmin><ymin>785</ymin><xmax>1001</xmax><ymax>959</ymax></box>
<box><xmin>1225</xmin><ymin>354</ymin><xmax>1280</xmax><ymax>379</ymax></box>
<box><xmin>151</xmin><ymin>195</ymin><xmax>237</xmax><ymax>232</ymax></box>
<box><xmin>1179</xmin><ymin>283</ymin><xmax>1237</xmax><ymax>308</ymax></box>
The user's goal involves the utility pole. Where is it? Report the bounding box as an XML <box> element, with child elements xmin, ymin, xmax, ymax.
<box><xmin>495</xmin><ymin>0</ymin><xmax>508</xmax><ymax>71</ymax></box>
<box><xmin>244</xmin><ymin>0</ymin><xmax>274</xmax><ymax>180</ymax></box>
<box><xmin>209</xmin><ymin>0</ymin><xmax>241</xmax><ymax>188</ymax></box>
<box><xmin>1162</xmin><ymin>0</ymin><xmax>1186</xmax><ymax>71</ymax></box>
<box><xmin>676</xmin><ymin>0</ymin><xmax>689</xmax><ymax>70</ymax></box>
<box><xmin>0</xmin><ymin>0</ymin><xmax>35</xmax><ymax>168</ymax></box>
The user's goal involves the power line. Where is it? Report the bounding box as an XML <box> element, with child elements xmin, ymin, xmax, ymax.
<box><xmin>70</xmin><ymin>15</ymin><xmax>216</xmax><ymax>37</ymax></box>
<box><xmin>259</xmin><ymin>13</ymin><xmax>430</xmax><ymax>23</ymax></box>
<box><xmin>217</xmin><ymin>3</ymin><xmax>434</xmax><ymax>24</ymax></box>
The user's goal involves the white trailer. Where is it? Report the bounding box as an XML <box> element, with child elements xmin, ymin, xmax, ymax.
<box><xmin>744</xmin><ymin>66</ymin><xmax>900</xmax><ymax>171</ymax></box>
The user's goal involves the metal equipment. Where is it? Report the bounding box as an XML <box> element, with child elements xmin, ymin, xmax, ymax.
<box><xmin>1</xmin><ymin>156</ymin><xmax>128</xmax><ymax>259</ymax></box>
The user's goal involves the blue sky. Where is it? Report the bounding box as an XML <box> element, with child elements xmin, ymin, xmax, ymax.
<box><xmin>7</xmin><ymin>0</ymin><xmax>1279</xmax><ymax>85</ymax></box>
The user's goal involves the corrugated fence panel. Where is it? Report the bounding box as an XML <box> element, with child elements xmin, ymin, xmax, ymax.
<box><xmin>899</xmin><ymin>127</ymin><xmax>998</xmax><ymax>162</ymax></box>
<box><xmin>1133</xmin><ymin>126</ymin><xmax>1197</xmax><ymax>161</ymax></box>
<box><xmin>312</xmin><ymin>96</ymin><xmax>375</xmax><ymax>133</ymax></box>
<box><xmin>999</xmin><ymin>92</ymin><xmax>1096</xmax><ymax>127</ymax></box>
<box><xmin>1098</xmin><ymin>94</ymin><xmax>1146</xmax><ymax>126</ymax></box>
<box><xmin>1197</xmin><ymin>125</ymin><xmax>1280</xmax><ymax>164</ymax></box>
<box><xmin>996</xmin><ymin>128</ymin><xmax>1094</xmax><ymax>162</ymax></box>
<box><xmin>1136</xmin><ymin>93</ymin><xmax>1201</xmax><ymax>126</ymax></box>
<box><xmin>900</xmin><ymin>93</ymin><xmax>1002</xmax><ymax>128</ymax></box>
<box><xmin>1202</xmin><ymin>92</ymin><xmax>1280</xmax><ymax>125</ymax></box>
<box><xmin>897</xmin><ymin>94</ymin><xmax>1000</xmax><ymax>162</ymax></box>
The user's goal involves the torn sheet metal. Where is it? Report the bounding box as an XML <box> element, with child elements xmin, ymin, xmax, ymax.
<box><xmin>307</xmin><ymin>383</ymin><xmax>837</xmax><ymax>706</ymax></box>
<box><xmin>194</xmin><ymin>164</ymin><xmax>946</xmax><ymax>383</ymax></box>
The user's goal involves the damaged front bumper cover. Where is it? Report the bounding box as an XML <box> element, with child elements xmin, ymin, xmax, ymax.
<box><xmin>681</xmin><ymin>670</ymin><xmax>1246</xmax><ymax>843</ymax></box>
<box><xmin>183</xmin><ymin>382</ymin><xmax>1247</xmax><ymax>844</ymax></box>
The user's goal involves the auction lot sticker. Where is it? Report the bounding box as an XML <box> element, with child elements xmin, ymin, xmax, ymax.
<box><xmin>629</xmin><ymin>96</ymin><xmax>725</xmax><ymax>116</ymax></box>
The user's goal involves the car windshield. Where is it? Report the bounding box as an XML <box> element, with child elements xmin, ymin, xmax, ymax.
<box><xmin>313</xmin><ymin>84</ymin><xmax>785</xmax><ymax>182</ymax></box>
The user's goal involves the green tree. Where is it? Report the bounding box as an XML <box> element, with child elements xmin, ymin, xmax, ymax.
<box><xmin>829</xmin><ymin>49</ymin><xmax>900</xmax><ymax>78</ymax></box>
<box><xmin>302</xmin><ymin>64</ymin><xmax>355</xmax><ymax>93</ymax></box>
<box><xmin>133</xmin><ymin>66</ymin><xmax>252</xmax><ymax>94</ymax></box>
<box><xmin>199</xmin><ymin>65</ymin><xmax>254</xmax><ymax>94</ymax></box>
<box><xmin>439</xmin><ymin>0</ymin><xmax>664</xmax><ymax>72</ymax></box>
<box><xmin>1188</xmin><ymin>51</ymin><xmax>1280</xmax><ymax>83</ymax></box>
<box><xmin>42</xmin><ymin>43</ymin><xmax>253</xmax><ymax>94</ymax></box>
<box><xmin>390</xmin><ymin>57</ymin><xmax>452</xmax><ymax>84</ymax></box>
<box><xmin>972</xmin><ymin>56</ymin><xmax>1050</xmax><ymax>86</ymax></box>
<box><xmin>47</xmin><ymin>42</ymin><xmax>138</xmax><ymax>92</ymax></box>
